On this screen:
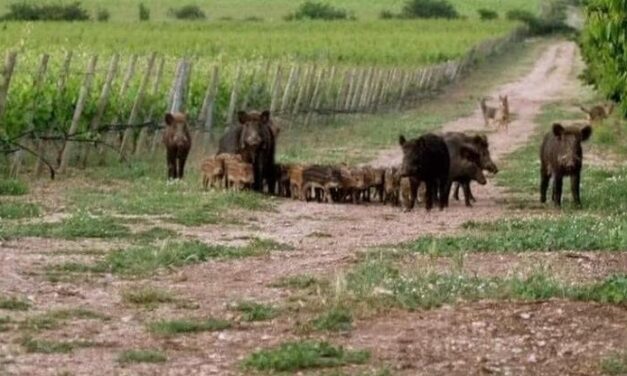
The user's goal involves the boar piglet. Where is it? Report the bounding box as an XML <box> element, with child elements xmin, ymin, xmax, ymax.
<box><xmin>540</xmin><ymin>123</ymin><xmax>592</xmax><ymax>207</ymax></box>
<box><xmin>302</xmin><ymin>165</ymin><xmax>342</xmax><ymax>203</ymax></box>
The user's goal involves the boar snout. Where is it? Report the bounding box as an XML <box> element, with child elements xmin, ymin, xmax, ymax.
<box><xmin>486</xmin><ymin>162</ymin><xmax>498</xmax><ymax>174</ymax></box>
<box><xmin>558</xmin><ymin>153</ymin><xmax>580</xmax><ymax>169</ymax></box>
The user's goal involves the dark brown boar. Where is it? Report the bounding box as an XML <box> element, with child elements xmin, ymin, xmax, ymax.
<box><xmin>399</xmin><ymin>133</ymin><xmax>450</xmax><ymax>211</ymax></box>
<box><xmin>163</xmin><ymin>112</ymin><xmax>191</xmax><ymax>180</ymax></box>
<box><xmin>446</xmin><ymin>143</ymin><xmax>489</xmax><ymax>207</ymax></box>
<box><xmin>275</xmin><ymin>163</ymin><xmax>292</xmax><ymax>197</ymax></box>
<box><xmin>217</xmin><ymin>110</ymin><xmax>276</xmax><ymax>193</ymax></box>
<box><xmin>443</xmin><ymin>132</ymin><xmax>498</xmax><ymax>204</ymax></box>
<box><xmin>540</xmin><ymin>123</ymin><xmax>592</xmax><ymax>207</ymax></box>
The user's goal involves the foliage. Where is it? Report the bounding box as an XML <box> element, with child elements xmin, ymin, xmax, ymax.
<box><xmin>312</xmin><ymin>306</ymin><xmax>352</xmax><ymax>331</ymax></box>
<box><xmin>1</xmin><ymin>2</ymin><xmax>90</xmax><ymax>21</ymax></box>
<box><xmin>20</xmin><ymin>337</ymin><xmax>94</xmax><ymax>353</ymax></box>
<box><xmin>231</xmin><ymin>301</ymin><xmax>278</xmax><ymax>321</ymax></box>
<box><xmin>285</xmin><ymin>1</ymin><xmax>353</xmax><ymax>21</ymax></box>
<box><xmin>401</xmin><ymin>0</ymin><xmax>459</xmax><ymax>19</ymax></box>
<box><xmin>244</xmin><ymin>341</ymin><xmax>370</xmax><ymax>372</ymax></box>
<box><xmin>96</xmin><ymin>8</ymin><xmax>110</xmax><ymax>22</ymax></box>
<box><xmin>168</xmin><ymin>5</ymin><xmax>206</xmax><ymax>20</ymax></box>
<box><xmin>138</xmin><ymin>2</ymin><xmax>150</xmax><ymax>21</ymax></box>
<box><xmin>478</xmin><ymin>8</ymin><xmax>498</xmax><ymax>20</ymax></box>
<box><xmin>0</xmin><ymin>179</ymin><xmax>28</xmax><ymax>195</ymax></box>
<box><xmin>506</xmin><ymin>3</ymin><xmax>571</xmax><ymax>35</ymax></box>
<box><xmin>580</xmin><ymin>0</ymin><xmax>627</xmax><ymax>117</ymax></box>
<box><xmin>0</xmin><ymin>202</ymin><xmax>41</xmax><ymax>219</ymax></box>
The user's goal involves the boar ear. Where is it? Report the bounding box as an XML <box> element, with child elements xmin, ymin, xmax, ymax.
<box><xmin>261</xmin><ymin>110</ymin><xmax>271</xmax><ymax>123</ymax></box>
<box><xmin>399</xmin><ymin>135</ymin><xmax>406</xmax><ymax>146</ymax></box>
<box><xmin>581</xmin><ymin>125</ymin><xmax>592</xmax><ymax>141</ymax></box>
<box><xmin>552</xmin><ymin>123</ymin><xmax>564</xmax><ymax>137</ymax></box>
<box><xmin>237</xmin><ymin>111</ymin><xmax>248</xmax><ymax>124</ymax></box>
<box><xmin>165</xmin><ymin>113</ymin><xmax>175</xmax><ymax>126</ymax></box>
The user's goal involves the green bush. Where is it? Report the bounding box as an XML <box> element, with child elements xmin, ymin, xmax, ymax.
<box><xmin>138</xmin><ymin>3</ymin><xmax>150</xmax><ymax>21</ymax></box>
<box><xmin>401</xmin><ymin>0</ymin><xmax>458</xmax><ymax>19</ymax></box>
<box><xmin>506</xmin><ymin>5</ymin><xmax>571</xmax><ymax>35</ymax></box>
<box><xmin>96</xmin><ymin>8</ymin><xmax>110</xmax><ymax>22</ymax></box>
<box><xmin>168</xmin><ymin>5</ymin><xmax>206</xmax><ymax>20</ymax></box>
<box><xmin>379</xmin><ymin>10</ymin><xmax>396</xmax><ymax>19</ymax></box>
<box><xmin>286</xmin><ymin>1</ymin><xmax>353</xmax><ymax>21</ymax></box>
<box><xmin>1</xmin><ymin>2</ymin><xmax>90</xmax><ymax>21</ymax></box>
<box><xmin>478</xmin><ymin>8</ymin><xmax>498</xmax><ymax>20</ymax></box>
<box><xmin>581</xmin><ymin>0</ymin><xmax>627</xmax><ymax>118</ymax></box>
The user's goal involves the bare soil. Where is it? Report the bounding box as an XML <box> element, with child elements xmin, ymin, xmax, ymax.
<box><xmin>1</xmin><ymin>41</ymin><xmax>625</xmax><ymax>376</ymax></box>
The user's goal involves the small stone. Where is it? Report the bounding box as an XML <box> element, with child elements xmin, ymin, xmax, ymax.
<box><xmin>519</xmin><ymin>312</ymin><xmax>531</xmax><ymax>320</ymax></box>
<box><xmin>527</xmin><ymin>354</ymin><xmax>537</xmax><ymax>363</ymax></box>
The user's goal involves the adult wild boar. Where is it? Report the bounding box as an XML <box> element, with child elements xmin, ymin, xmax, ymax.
<box><xmin>163</xmin><ymin>112</ymin><xmax>191</xmax><ymax>180</ymax></box>
<box><xmin>218</xmin><ymin>110</ymin><xmax>276</xmax><ymax>193</ymax></box>
<box><xmin>540</xmin><ymin>123</ymin><xmax>592</xmax><ymax>207</ymax></box>
<box><xmin>443</xmin><ymin>132</ymin><xmax>498</xmax><ymax>204</ymax></box>
<box><xmin>399</xmin><ymin>133</ymin><xmax>450</xmax><ymax>211</ymax></box>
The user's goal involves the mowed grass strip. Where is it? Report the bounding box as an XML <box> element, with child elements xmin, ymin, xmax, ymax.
<box><xmin>0</xmin><ymin>210</ymin><xmax>129</xmax><ymax>240</ymax></box>
<box><xmin>0</xmin><ymin>202</ymin><xmax>41</xmax><ymax>220</ymax></box>
<box><xmin>244</xmin><ymin>340</ymin><xmax>370</xmax><ymax>372</ymax></box>
<box><xmin>47</xmin><ymin>237</ymin><xmax>290</xmax><ymax>277</ymax></box>
<box><xmin>341</xmin><ymin>258</ymin><xmax>627</xmax><ymax>311</ymax></box>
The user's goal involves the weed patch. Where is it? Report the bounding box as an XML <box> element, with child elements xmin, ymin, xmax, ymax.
<box><xmin>118</xmin><ymin>349</ymin><xmax>167</xmax><ymax>364</ymax></box>
<box><xmin>0</xmin><ymin>179</ymin><xmax>28</xmax><ymax>195</ymax></box>
<box><xmin>122</xmin><ymin>286</ymin><xmax>176</xmax><ymax>306</ymax></box>
<box><xmin>231</xmin><ymin>301</ymin><xmax>278</xmax><ymax>322</ymax></box>
<box><xmin>20</xmin><ymin>337</ymin><xmax>94</xmax><ymax>354</ymax></box>
<box><xmin>148</xmin><ymin>317</ymin><xmax>231</xmax><ymax>336</ymax></box>
<box><xmin>244</xmin><ymin>341</ymin><xmax>369</xmax><ymax>372</ymax></box>
<box><xmin>0</xmin><ymin>202</ymin><xmax>41</xmax><ymax>219</ymax></box>
<box><xmin>0</xmin><ymin>296</ymin><xmax>30</xmax><ymax>311</ymax></box>
<box><xmin>312</xmin><ymin>307</ymin><xmax>353</xmax><ymax>332</ymax></box>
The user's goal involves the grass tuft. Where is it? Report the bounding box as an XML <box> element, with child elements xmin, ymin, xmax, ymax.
<box><xmin>601</xmin><ymin>352</ymin><xmax>627</xmax><ymax>375</ymax></box>
<box><xmin>118</xmin><ymin>349</ymin><xmax>167</xmax><ymax>364</ymax></box>
<box><xmin>0</xmin><ymin>296</ymin><xmax>31</xmax><ymax>311</ymax></box>
<box><xmin>148</xmin><ymin>317</ymin><xmax>231</xmax><ymax>336</ymax></box>
<box><xmin>20</xmin><ymin>337</ymin><xmax>94</xmax><ymax>353</ymax></box>
<box><xmin>0</xmin><ymin>179</ymin><xmax>28</xmax><ymax>196</ymax></box>
<box><xmin>244</xmin><ymin>340</ymin><xmax>369</xmax><ymax>372</ymax></box>
<box><xmin>122</xmin><ymin>286</ymin><xmax>176</xmax><ymax>306</ymax></box>
<box><xmin>0</xmin><ymin>202</ymin><xmax>41</xmax><ymax>219</ymax></box>
<box><xmin>312</xmin><ymin>306</ymin><xmax>353</xmax><ymax>332</ymax></box>
<box><xmin>231</xmin><ymin>301</ymin><xmax>278</xmax><ymax>322</ymax></box>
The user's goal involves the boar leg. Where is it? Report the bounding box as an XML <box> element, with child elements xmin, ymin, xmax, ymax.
<box><xmin>424</xmin><ymin>181</ymin><xmax>435</xmax><ymax>211</ymax></box>
<box><xmin>438</xmin><ymin>179</ymin><xmax>449</xmax><ymax>209</ymax></box>
<box><xmin>540</xmin><ymin>164</ymin><xmax>550</xmax><ymax>203</ymax></box>
<box><xmin>177</xmin><ymin>154</ymin><xmax>188</xmax><ymax>179</ymax></box>
<box><xmin>571</xmin><ymin>171</ymin><xmax>581</xmax><ymax>207</ymax></box>
<box><xmin>166</xmin><ymin>149</ymin><xmax>177</xmax><ymax>180</ymax></box>
<box><xmin>462</xmin><ymin>180</ymin><xmax>473</xmax><ymax>207</ymax></box>
<box><xmin>552</xmin><ymin>173</ymin><xmax>563</xmax><ymax>207</ymax></box>
<box><xmin>452</xmin><ymin>182</ymin><xmax>461</xmax><ymax>201</ymax></box>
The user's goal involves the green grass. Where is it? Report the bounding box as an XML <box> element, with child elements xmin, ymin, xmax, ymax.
<box><xmin>2</xmin><ymin>20</ymin><xmax>517</xmax><ymax>66</ymax></box>
<box><xmin>0</xmin><ymin>0</ymin><xmax>541</xmax><ymax>22</ymax></box>
<box><xmin>19</xmin><ymin>308</ymin><xmax>108</xmax><ymax>332</ymax></box>
<box><xmin>409</xmin><ymin>215</ymin><xmax>627</xmax><ymax>254</ymax></box>
<box><xmin>231</xmin><ymin>301</ymin><xmax>278</xmax><ymax>322</ymax></box>
<box><xmin>20</xmin><ymin>337</ymin><xmax>95</xmax><ymax>354</ymax></box>
<box><xmin>0</xmin><ymin>210</ymin><xmax>129</xmax><ymax>239</ymax></box>
<box><xmin>342</xmin><ymin>258</ymin><xmax>627</xmax><ymax>311</ymax></box>
<box><xmin>601</xmin><ymin>352</ymin><xmax>627</xmax><ymax>376</ymax></box>
<box><xmin>271</xmin><ymin>274</ymin><xmax>324</xmax><ymax>290</ymax></box>
<box><xmin>118</xmin><ymin>349</ymin><xmax>168</xmax><ymax>364</ymax></box>
<box><xmin>121</xmin><ymin>286</ymin><xmax>176</xmax><ymax>306</ymax></box>
<box><xmin>0</xmin><ymin>316</ymin><xmax>12</xmax><ymax>332</ymax></box>
<box><xmin>0</xmin><ymin>178</ymin><xmax>28</xmax><ymax>196</ymax></box>
<box><xmin>0</xmin><ymin>297</ymin><xmax>31</xmax><ymax>311</ymax></box>
<box><xmin>134</xmin><ymin>227</ymin><xmax>179</xmax><ymax>242</ymax></box>
<box><xmin>148</xmin><ymin>317</ymin><xmax>231</xmax><ymax>336</ymax></box>
<box><xmin>0</xmin><ymin>202</ymin><xmax>41</xmax><ymax>219</ymax></box>
<box><xmin>97</xmin><ymin>238</ymin><xmax>279</xmax><ymax>276</ymax></box>
<box><xmin>69</xmin><ymin>176</ymin><xmax>273</xmax><ymax>227</ymax></box>
<box><xmin>244</xmin><ymin>340</ymin><xmax>370</xmax><ymax>372</ymax></box>
<box><xmin>312</xmin><ymin>306</ymin><xmax>353</xmax><ymax>332</ymax></box>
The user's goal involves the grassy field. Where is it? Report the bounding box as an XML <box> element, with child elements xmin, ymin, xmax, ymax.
<box><xmin>2</xmin><ymin>19</ymin><xmax>517</xmax><ymax>66</ymax></box>
<box><xmin>0</xmin><ymin>0</ymin><xmax>541</xmax><ymax>22</ymax></box>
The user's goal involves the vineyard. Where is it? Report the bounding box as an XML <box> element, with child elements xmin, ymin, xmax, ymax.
<box><xmin>0</xmin><ymin>22</ymin><xmax>525</xmax><ymax>176</ymax></box>
<box><xmin>0</xmin><ymin>0</ymin><xmax>541</xmax><ymax>21</ymax></box>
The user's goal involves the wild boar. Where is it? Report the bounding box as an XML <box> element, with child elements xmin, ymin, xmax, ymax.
<box><xmin>163</xmin><ymin>112</ymin><xmax>191</xmax><ymax>180</ymax></box>
<box><xmin>399</xmin><ymin>133</ymin><xmax>450</xmax><ymax>211</ymax></box>
<box><xmin>201</xmin><ymin>156</ymin><xmax>224</xmax><ymax>190</ymax></box>
<box><xmin>540</xmin><ymin>123</ymin><xmax>592</xmax><ymax>207</ymax></box>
